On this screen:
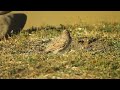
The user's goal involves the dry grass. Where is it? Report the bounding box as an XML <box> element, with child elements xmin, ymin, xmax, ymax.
<box><xmin>0</xmin><ymin>21</ymin><xmax>120</xmax><ymax>79</ymax></box>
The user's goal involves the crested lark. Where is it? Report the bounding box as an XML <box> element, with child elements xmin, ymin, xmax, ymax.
<box><xmin>44</xmin><ymin>30</ymin><xmax>72</xmax><ymax>54</ymax></box>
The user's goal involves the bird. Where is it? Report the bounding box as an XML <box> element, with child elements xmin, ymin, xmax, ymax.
<box><xmin>44</xmin><ymin>29</ymin><xmax>72</xmax><ymax>54</ymax></box>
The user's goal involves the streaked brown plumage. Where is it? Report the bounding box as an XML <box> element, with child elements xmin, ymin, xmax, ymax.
<box><xmin>44</xmin><ymin>30</ymin><xmax>72</xmax><ymax>54</ymax></box>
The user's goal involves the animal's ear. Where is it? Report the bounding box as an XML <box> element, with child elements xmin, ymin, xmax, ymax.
<box><xmin>8</xmin><ymin>13</ymin><xmax>27</xmax><ymax>35</ymax></box>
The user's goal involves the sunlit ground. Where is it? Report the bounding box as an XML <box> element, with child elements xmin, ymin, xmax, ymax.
<box><xmin>0</xmin><ymin>20</ymin><xmax>120</xmax><ymax>79</ymax></box>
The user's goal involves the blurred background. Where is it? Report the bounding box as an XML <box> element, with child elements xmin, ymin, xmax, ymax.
<box><xmin>11</xmin><ymin>11</ymin><xmax>120</xmax><ymax>29</ymax></box>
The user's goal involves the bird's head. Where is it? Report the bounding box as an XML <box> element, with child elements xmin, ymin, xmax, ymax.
<box><xmin>61</xmin><ymin>29</ymin><xmax>71</xmax><ymax>38</ymax></box>
<box><xmin>62</xmin><ymin>29</ymin><xmax>70</xmax><ymax>34</ymax></box>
